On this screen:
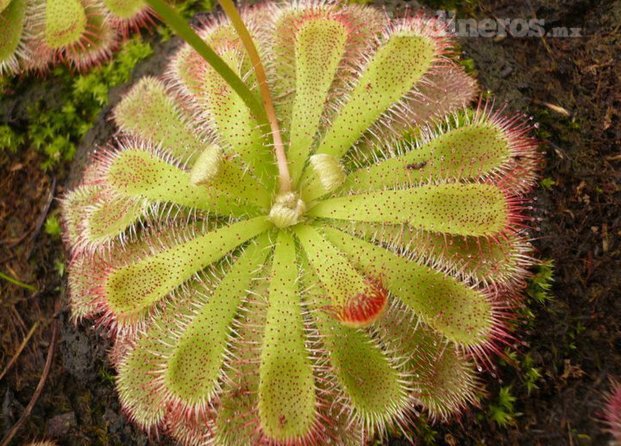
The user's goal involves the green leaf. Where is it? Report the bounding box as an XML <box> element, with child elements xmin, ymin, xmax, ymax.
<box><xmin>103</xmin><ymin>0</ymin><xmax>146</xmax><ymax>19</ymax></box>
<box><xmin>62</xmin><ymin>185</ymin><xmax>104</xmax><ymax>247</ymax></box>
<box><xmin>331</xmin><ymin>220</ymin><xmax>528</xmax><ymax>285</ymax></box>
<box><xmin>374</xmin><ymin>61</ymin><xmax>478</xmax><ymax>141</ymax></box>
<box><xmin>342</xmin><ymin>124</ymin><xmax>512</xmax><ymax>193</ymax></box>
<box><xmin>0</xmin><ymin>0</ymin><xmax>26</xmax><ymax>74</ymax></box>
<box><xmin>165</xmin><ymin>235</ymin><xmax>271</xmax><ymax>407</ymax></box>
<box><xmin>0</xmin><ymin>0</ymin><xmax>11</xmax><ymax>13</ymax></box>
<box><xmin>315</xmin><ymin>32</ymin><xmax>436</xmax><ymax>160</ymax></box>
<box><xmin>104</xmin><ymin>217</ymin><xmax>271</xmax><ymax>322</ymax></box>
<box><xmin>322</xmin><ymin>227</ymin><xmax>494</xmax><ymax>347</ymax></box>
<box><xmin>269</xmin><ymin>5</ymin><xmax>385</xmax><ymax>134</ymax></box>
<box><xmin>295</xmin><ymin>224</ymin><xmax>386</xmax><ymax>327</ymax></box>
<box><xmin>300</xmin><ymin>153</ymin><xmax>347</xmax><ymax>202</ymax></box>
<box><xmin>414</xmin><ymin>344</ymin><xmax>478</xmax><ymax>419</ymax></box>
<box><xmin>45</xmin><ymin>0</ymin><xmax>87</xmax><ymax>48</ymax></box>
<box><xmin>320</xmin><ymin>315</ymin><xmax>407</xmax><ymax>428</ymax></box>
<box><xmin>288</xmin><ymin>17</ymin><xmax>348</xmax><ymax>183</ymax></box>
<box><xmin>215</xmin><ymin>278</ymin><xmax>270</xmax><ymax>445</ymax></box>
<box><xmin>84</xmin><ymin>195</ymin><xmax>146</xmax><ymax>246</ymax></box>
<box><xmin>117</xmin><ymin>333</ymin><xmax>168</xmax><ymax>428</ymax></box>
<box><xmin>61</xmin><ymin>5</ymin><xmax>115</xmax><ymax>70</ymax></box>
<box><xmin>117</xmin><ymin>291</ymin><xmax>203</xmax><ymax>428</ymax></box>
<box><xmin>67</xmin><ymin>254</ymin><xmax>103</xmax><ymax>321</ymax></box>
<box><xmin>144</xmin><ymin>0</ymin><xmax>267</xmax><ymax>125</ymax></box>
<box><xmin>378</xmin><ymin>306</ymin><xmax>478</xmax><ymax>419</ymax></box>
<box><xmin>113</xmin><ymin>77</ymin><xmax>206</xmax><ymax>163</ymax></box>
<box><xmin>105</xmin><ymin>147</ymin><xmax>263</xmax><ymax>216</ymax></box>
<box><xmin>206</xmin><ymin>156</ymin><xmax>272</xmax><ymax>210</ymax></box>
<box><xmin>309</xmin><ymin>183</ymin><xmax>508</xmax><ymax>237</ymax></box>
<box><xmin>190</xmin><ymin>144</ymin><xmax>223</xmax><ymax>185</ymax></box>
<box><xmin>199</xmin><ymin>29</ymin><xmax>276</xmax><ymax>189</ymax></box>
<box><xmin>258</xmin><ymin>231</ymin><xmax>317</xmax><ymax>441</ymax></box>
<box><xmin>301</xmin><ymin>266</ymin><xmax>408</xmax><ymax>427</ymax></box>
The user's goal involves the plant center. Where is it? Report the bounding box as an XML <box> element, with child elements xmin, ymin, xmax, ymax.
<box><xmin>268</xmin><ymin>191</ymin><xmax>306</xmax><ymax>229</ymax></box>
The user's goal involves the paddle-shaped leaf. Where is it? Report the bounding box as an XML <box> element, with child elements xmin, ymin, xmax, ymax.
<box><xmin>103</xmin><ymin>146</ymin><xmax>265</xmax><ymax>216</ymax></box>
<box><xmin>288</xmin><ymin>17</ymin><xmax>348</xmax><ymax>183</ymax></box>
<box><xmin>165</xmin><ymin>236</ymin><xmax>271</xmax><ymax>407</ymax></box>
<box><xmin>322</xmin><ymin>226</ymin><xmax>494</xmax><ymax>347</ymax></box>
<box><xmin>200</xmin><ymin>28</ymin><xmax>276</xmax><ymax>188</ymax></box>
<box><xmin>314</xmin><ymin>29</ymin><xmax>437</xmax><ymax>160</ymax></box>
<box><xmin>330</xmin><ymin>220</ymin><xmax>530</xmax><ymax>285</ymax></box>
<box><xmin>296</xmin><ymin>224</ymin><xmax>387</xmax><ymax>327</ymax></box>
<box><xmin>258</xmin><ymin>231</ymin><xmax>317</xmax><ymax>441</ymax></box>
<box><xmin>0</xmin><ymin>0</ymin><xmax>26</xmax><ymax>75</ymax></box>
<box><xmin>310</xmin><ymin>183</ymin><xmax>509</xmax><ymax>237</ymax></box>
<box><xmin>113</xmin><ymin>77</ymin><xmax>206</xmax><ymax>163</ymax></box>
<box><xmin>103</xmin><ymin>217</ymin><xmax>271</xmax><ymax>322</ymax></box>
<box><xmin>377</xmin><ymin>304</ymin><xmax>478</xmax><ymax>419</ymax></box>
<box><xmin>44</xmin><ymin>0</ymin><xmax>87</xmax><ymax>48</ymax></box>
<box><xmin>343</xmin><ymin>123</ymin><xmax>512</xmax><ymax>192</ymax></box>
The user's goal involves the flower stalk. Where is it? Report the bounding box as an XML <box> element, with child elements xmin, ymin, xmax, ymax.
<box><xmin>144</xmin><ymin>0</ymin><xmax>267</xmax><ymax>126</ymax></box>
<box><xmin>146</xmin><ymin>0</ymin><xmax>292</xmax><ymax>194</ymax></box>
<box><xmin>217</xmin><ymin>0</ymin><xmax>292</xmax><ymax>193</ymax></box>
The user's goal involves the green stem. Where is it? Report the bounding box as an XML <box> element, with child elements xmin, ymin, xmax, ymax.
<box><xmin>217</xmin><ymin>0</ymin><xmax>292</xmax><ymax>193</ymax></box>
<box><xmin>0</xmin><ymin>271</ymin><xmax>36</xmax><ymax>291</ymax></box>
<box><xmin>145</xmin><ymin>0</ymin><xmax>267</xmax><ymax>126</ymax></box>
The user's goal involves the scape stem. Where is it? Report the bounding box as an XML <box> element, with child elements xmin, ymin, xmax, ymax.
<box><xmin>217</xmin><ymin>0</ymin><xmax>292</xmax><ymax>193</ymax></box>
<box><xmin>144</xmin><ymin>0</ymin><xmax>267</xmax><ymax>126</ymax></box>
<box><xmin>147</xmin><ymin>0</ymin><xmax>293</xmax><ymax>194</ymax></box>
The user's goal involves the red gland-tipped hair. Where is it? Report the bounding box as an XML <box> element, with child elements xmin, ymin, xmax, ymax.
<box><xmin>604</xmin><ymin>380</ymin><xmax>621</xmax><ymax>445</ymax></box>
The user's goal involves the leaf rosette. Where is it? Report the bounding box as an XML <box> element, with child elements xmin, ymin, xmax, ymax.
<box><xmin>62</xmin><ymin>2</ymin><xmax>539</xmax><ymax>444</ymax></box>
<box><xmin>0</xmin><ymin>0</ymin><xmax>159</xmax><ymax>74</ymax></box>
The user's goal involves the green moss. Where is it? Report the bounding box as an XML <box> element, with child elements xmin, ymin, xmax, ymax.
<box><xmin>540</xmin><ymin>177</ymin><xmax>556</xmax><ymax>189</ymax></box>
<box><xmin>526</xmin><ymin>260</ymin><xmax>555</xmax><ymax>304</ymax></box>
<box><xmin>44</xmin><ymin>214</ymin><xmax>62</xmax><ymax>237</ymax></box>
<box><xmin>522</xmin><ymin>353</ymin><xmax>542</xmax><ymax>395</ymax></box>
<box><xmin>0</xmin><ymin>124</ymin><xmax>24</xmax><ymax>153</ymax></box>
<box><xmin>487</xmin><ymin>386</ymin><xmax>518</xmax><ymax>427</ymax></box>
<box><xmin>460</xmin><ymin>56</ymin><xmax>477</xmax><ymax>75</ymax></box>
<box><xmin>2</xmin><ymin>0</ymin><xmax>209</xmax><ymax>171</ymax></box>
<box><xmin>20</xmin><ymin>37</ymin><xmax>153</xmax><ymax>170</ymax></box>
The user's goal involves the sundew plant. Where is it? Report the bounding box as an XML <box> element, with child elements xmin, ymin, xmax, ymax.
<box><xmin>62</xmin><ymin>1</ymin><xmax>539</xmax><ymax>444</ymax></box>
<box><xmin>0</xmin><ymin>0</ymin><xmax>162</xmax><ymax>74</ymax></box>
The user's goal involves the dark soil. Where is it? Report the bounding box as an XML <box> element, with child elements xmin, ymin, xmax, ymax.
<box><xmin>0</xmin><ymin>0</ymin><xmax>619</xmax><ymax>445</ymax></box>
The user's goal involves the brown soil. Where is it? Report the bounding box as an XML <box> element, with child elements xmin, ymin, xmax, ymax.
<box><xmin>0</xmin><ymin>1</ymin><xmax>619</xmax><ymax>445</ymax></box>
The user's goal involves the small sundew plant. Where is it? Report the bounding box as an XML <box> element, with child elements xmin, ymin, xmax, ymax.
<box><xmin>0</xmin><ymin>0</ymin><xmax>163</xmax><ymax>74</ymax></box>
<box><xmin>604</xmin><ymin>380</ymin><xmax>621</xmax><ymax>445</ymax></box>
<box><xmin>62</xmin><ymin>1</ymin><xmax>539</xmax><ymax>444</ymax></box>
